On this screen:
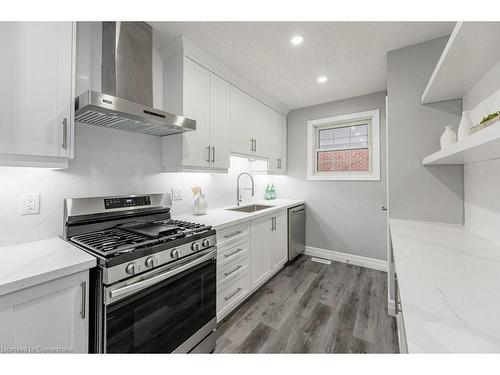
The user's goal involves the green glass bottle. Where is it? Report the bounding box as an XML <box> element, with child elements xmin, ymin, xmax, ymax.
<box><xmin>265</xmin><ymin>184</ymin><xmax>271</xmax><ymax>200</ymax></box>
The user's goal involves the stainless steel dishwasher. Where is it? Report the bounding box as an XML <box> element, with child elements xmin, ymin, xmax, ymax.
<box><xmin>288</xmin><ymin>204</ymin><xmax>305</xmax><ymax>261</ymax></box>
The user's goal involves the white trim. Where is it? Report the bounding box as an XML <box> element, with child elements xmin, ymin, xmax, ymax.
<box><xmin>304</xmin><ymin>245</ymin><xmax>388</xmax><ymax>272</ymax></box>
<box><xmin>388</xmin><ymin>299</ymin><xmax>396</xmax><ymax>317</ymax></box>
<box><xmin>307</xmin><ymin>109</ymin><xmax>380</xmax><ymax>181</ymax></box>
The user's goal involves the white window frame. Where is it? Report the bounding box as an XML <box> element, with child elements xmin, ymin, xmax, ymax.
<box><xmin>307</xmin><ymin>109</ymin><xmax>380</xmax><ymax>181</ymax></box>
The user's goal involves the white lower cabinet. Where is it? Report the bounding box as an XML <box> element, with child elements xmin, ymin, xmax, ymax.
<box><xmin>0</xmin><ymin>270</ymin><xmax>89</xmax><ymax>353</ymax></box>
<box><xmin>250</xmin><ymin>215</ymin><xmax>273</xmax><ymax>289</ymax></box>
<box><xmin>271</xmin><ymin>210</ymin><xmax>288</xmax><ymax>271</ymax></box>
<box><xmin>216</xmin><ymin>210</ymin><xmax>288</xmax><ymax>322</ymax></box>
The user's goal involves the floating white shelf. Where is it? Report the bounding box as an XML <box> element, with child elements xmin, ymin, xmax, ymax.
<box><xmin>422</xmin><ymin>122</ymin><xmax>500</xmax><ymax>165</ymax></box>
<box><xmin>421</xmin><ymin>22</ymin><xmax>500</xmax><ymax>105</ymax></box>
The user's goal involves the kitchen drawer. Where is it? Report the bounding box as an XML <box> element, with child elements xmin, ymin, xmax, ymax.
<box><xmin>217</xmin><ymin>254</ymin><xmax>249</xmax><ymax>287</ymax></box>
<box><xmin>216</xmin><ymin>222</ymin><xmax>250</xmax><ymax>247</ymax></box>
<box><xmin>217</xmin><ymin>270</ymin><xmax>250</xmax><ymax>321</ymax></box>
<box><xmin>218</xmin><ymin>237</ymin><xmax>250</xmax><ymax>264</ymax></box>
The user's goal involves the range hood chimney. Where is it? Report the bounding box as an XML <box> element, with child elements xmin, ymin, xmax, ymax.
<box><xmin>75</xmin><ymin>21</ymin><xmax>196</xmax><ymax>137</ymax></box>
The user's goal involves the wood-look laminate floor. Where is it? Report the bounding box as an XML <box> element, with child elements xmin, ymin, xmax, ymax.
<box><xmin>214</xmin><ymin>255</ymin><xmax>399</xmax><ymax>354</ymax></box>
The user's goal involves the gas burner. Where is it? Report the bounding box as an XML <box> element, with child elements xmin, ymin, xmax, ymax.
<box><xmin>69</xmin><ymin>219</ymin><xmax>212</xmax><ymax>259</ymax></box>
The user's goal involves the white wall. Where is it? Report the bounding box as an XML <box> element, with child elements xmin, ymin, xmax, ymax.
<box><xmin>463</xmin><ymin>60</ymin><xmax>500</xmax><ymax>243</ymax></box>
<box><xmin>285</xmin><ymin>91</ymin><xmax>388</xmax><ymax>261</ymax></box>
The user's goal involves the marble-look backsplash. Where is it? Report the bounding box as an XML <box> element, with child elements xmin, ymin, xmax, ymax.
<box><xmin>0</xmin><ymin>124</ymin><xmax>284</xmax><ymax>247</ymax></box>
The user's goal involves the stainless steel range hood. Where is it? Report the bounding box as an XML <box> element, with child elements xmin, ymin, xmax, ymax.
<box><xmin>75</xmin><ymin>22</ymin><xmax>195</xmax><ymax>136</ymax></box>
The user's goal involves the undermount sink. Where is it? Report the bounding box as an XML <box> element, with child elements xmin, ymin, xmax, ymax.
<box><xmin>226</xmin><ymin>204</ymin><xmax>274</xmax><ymax>213</ymax></box>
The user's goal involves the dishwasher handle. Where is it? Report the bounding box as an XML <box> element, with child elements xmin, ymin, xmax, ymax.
<box><xmin>290</xmin><ymin>205</ymin><xmax>305</xmax><ymax>215</ymax></box>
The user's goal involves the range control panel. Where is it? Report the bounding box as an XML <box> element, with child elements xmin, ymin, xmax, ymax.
<box><xmin>104</xmin><ymin>196</ymin><xmax>151</xmax><ymax>209</ymax></box>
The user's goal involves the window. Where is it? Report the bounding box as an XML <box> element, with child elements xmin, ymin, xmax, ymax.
<box><xmin>307</xmin><ymin>110</ymin><xmax>380</xmax><ymax>181</ymax></box>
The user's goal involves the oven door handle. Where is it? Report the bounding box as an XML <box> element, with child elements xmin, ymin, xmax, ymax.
<box><xmin>108</xmin><ymin>249</ymin><xmax>216</xmax><ymax>301</ymax></box>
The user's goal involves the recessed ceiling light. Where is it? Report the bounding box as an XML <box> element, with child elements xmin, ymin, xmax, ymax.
<box><xmin>317</xmin><ymin>76</ymin><xmax>327</xmax><ymax>83</ymax></box>
<box><xmin>291</xmin><ymin>35</ymin><xmax>304</xmax><ymax>45</ymax></box>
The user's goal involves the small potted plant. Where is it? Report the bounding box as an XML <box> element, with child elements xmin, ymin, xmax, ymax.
<box><xmin>471</xmin><ymin>110</ymin><xmax>500</xmax><ymax>133</ymax></box>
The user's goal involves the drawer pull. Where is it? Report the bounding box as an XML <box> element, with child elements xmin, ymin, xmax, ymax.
<box><xmin>224</xmin><ymin>248</ymin><xmax>244</xmax><ymax>258</ymax></box>
<box><xmin>224</xmin><ymin>265</ymin><xmax>243</xmax><ymax>277</ymax></box>
<box><xmin>224</xmin><ymin>287</ymin><xmax>243</xmax><ymax>301</ymax></box>
<box><xmin>224</xmin><ymin>230</ymin><xmax>242</xmax><ymax>239</ymax></box>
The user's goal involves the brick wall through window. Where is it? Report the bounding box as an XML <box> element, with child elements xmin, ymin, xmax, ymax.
<box><xmin>317</xmin><ymin>148</ymin><xmax>369</xmax><ymax>172</ymax></box>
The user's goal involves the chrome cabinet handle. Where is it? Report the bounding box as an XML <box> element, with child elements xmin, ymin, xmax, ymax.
<box><xmin>80</xmin><ymin>281</ymin><xmax>86</xmax><ymax>319</ymax></box>
<box><xmin>206</xmin><ymin>146</ymin><xmax>211</xmax><ymax>162</ymax></box>
<box><xmin>224</xmin><ymin>265</ymin><xmax>243</xmax><ymax>277</ymax></box>
<box><xmin>224</xmin><ymin>287</ymin><xmax>242</xmax><ymax>301</ymax></box>
<box><xmin>224</xmin><ymin>248</ymin><xmax>244</xmax><ymax>258</ymax></box>
<box><xmin>250</xmin><ymin>138</ymin><xmax>254</xmax><ymax>151</ymax></box>
<box><xmin>277</xmin><ymin>158</ymin><xmax>281</xmax><ymax>169</ymax></box>
<box><xmin>381</xmin><ymin>206</ymin><xmax>388</xmax><ymax>211</ymax></box>
<box><xmin>211</xmin><ymin>146</ymin><xmax>215</xmax><ymax>163</ymax></box>
<box><xmin>224</xmin><ymin>230</ymin><xmax>242</xmax><ymax>239</ymax></box>
<box><xmin>62</xmin><ymin>117</ymin><xmax>68</xmax><ymax>149</ymax></box>
<box><xmin>254</xmin><ymin>138</ymin><xmax>257</xmax><ymax>152</ymax></box>
<box><xmin>270</xmin><ymin>217</ymin><xmax>276</xmax><ymax>231</ymax></box>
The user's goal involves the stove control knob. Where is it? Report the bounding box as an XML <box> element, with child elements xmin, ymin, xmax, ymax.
<box><xmin>202</xmin><ymin>239</ymin><xmax>211</xmax><ymax>248</ymax></box>
<box><xmin>171</xmin><ymin>249</ymin><xmax>180</xmax><ymax>259</ymax></box>
<box><xmin>191</xmin><ymin>242</ymin><xmax>201</xmax><ymax>251</ymax></box>
<box><xmin>145</xmin><ymin>256</ymin><xmax>157</xmax><ymax>268</ymax></box>
<box><xmin>125</xmin><ymin>263</ymin><xmax>137</xmax><ymax>275</ymax></box>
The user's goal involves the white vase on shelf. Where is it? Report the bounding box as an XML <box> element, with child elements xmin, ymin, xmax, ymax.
<box><xmin>193</xmin><ymin>194</ymin><xmax>208</xmax><ymax>215</ymax></box>
<box><xmin>440</xmin><ymin>126</ymin><xmax>457</xmax><ymax>150</ymax></box>
<box><xmin>457</xmin><ymin>110</ymin><xmax>473</xmax><ymax>141</ymax></box>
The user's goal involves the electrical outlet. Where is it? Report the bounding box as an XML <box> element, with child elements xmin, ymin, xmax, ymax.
<box><xmin>20</xmin><ymin>193</ymin><xmax>40</xmax><ymax>215</ymax></box>
<box><xmin>171</xmin><ymin>188</ymin><xmax>182</xmax><ymax>201</ymax></box>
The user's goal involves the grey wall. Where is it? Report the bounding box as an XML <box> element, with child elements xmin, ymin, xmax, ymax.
<box><xmin>283</xmin><ymin>91</ymin><xmax>388</xmax><ymax>261</ymax></box>
<box><xmin>387</xmin><ymin>37</ymin><xmax>463</xmax><ymax>223</ymax></box>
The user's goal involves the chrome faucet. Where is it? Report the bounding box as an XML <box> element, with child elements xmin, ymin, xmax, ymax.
<box><xmin>236</xmin><ymin>172</ymin><xmax>255</xmax><ymax>206</ymax></box>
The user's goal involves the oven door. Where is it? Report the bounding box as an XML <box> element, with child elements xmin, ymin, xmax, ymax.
<box><xmin>103</xmin><ymin>248</ymin><xmax>216</xmax><ymax>353</ymax></box>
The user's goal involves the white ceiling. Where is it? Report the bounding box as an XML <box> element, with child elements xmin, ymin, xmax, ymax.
<box><xmin>151</xmin><ymin>22</ymin><xmax>455</xmax><ymax>110</ymax></box>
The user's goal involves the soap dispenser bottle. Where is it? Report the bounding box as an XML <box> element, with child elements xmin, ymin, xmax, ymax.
<box><xmin>265</xmin><ymin>184</ymin><xmax>271</xmax><ymax>200</ymax></box>
<box><xmin>270</xmin><ymin>184</ymin><xmax>276</xmax><ymax>200</ymax></box>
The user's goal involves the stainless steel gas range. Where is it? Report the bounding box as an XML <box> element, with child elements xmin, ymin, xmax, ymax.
<box><xmin>64</xmin><ymin>193</ymin><xmax>217</xmax><ymax>353</ymax></box>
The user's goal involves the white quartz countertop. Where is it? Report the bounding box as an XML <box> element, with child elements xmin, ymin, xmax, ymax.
<box><xmin>174</xmin><ymin>199</ymin><xmax>304</xmax><ymax>230</ymax></box>
<box><xmin>0</xmin><ymin>237</ymin><xmax>96</xmax><ymax>297</ymax></box>
<box><xmin>390</xmin><ymin>219</ymin><xmax>500</xmax><ymax>353</ymax></box>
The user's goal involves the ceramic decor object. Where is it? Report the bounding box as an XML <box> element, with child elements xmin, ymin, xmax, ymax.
<box><xmin>440</xmin><ymin>126</ymin><xmax>457</xmax><ymax>150</ymax></box>
<box><xmin>457</xmin><ymin>110</ymin><xmax>473</xmax><ymax>141</ymax></box>
<box><xmin>193</xmin><ymin>194</ymin><xmax>208</xmax><ymax>215</ymax></box>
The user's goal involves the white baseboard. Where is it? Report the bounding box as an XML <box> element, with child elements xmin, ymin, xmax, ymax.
<box><xmin>304</xmin><ymin>246</ymin><xmax>388</xmax><ymax>272</ymax></box>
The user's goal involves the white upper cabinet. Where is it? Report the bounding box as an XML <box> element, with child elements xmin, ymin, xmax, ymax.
<box><xmin>267</xmin><ymin>108</ymin><xmax>287</xmax><ymax>174</ymax></box>
<box><xmin>0</xmin><ymin>22</ymin><xmax>76</xmax><ymax>168</ymax></box>
<box><xmin>209</xmin><ymin>73</ymin><xmax>230</xmax><ymax>170</ymax></box>
<box><xmin>162</xmin><ymin>55</ymin><xmax>229</xmax><ymax>172</ymax></box>
<box><xmin>229</xmin><ymin>87</ymin><xmax>269</xmax><ymax>159</ymax></box>
<box><xmin>230</xmin><ymin>85</ymin><xmax>254</xmax><ymax>155</ymax></box>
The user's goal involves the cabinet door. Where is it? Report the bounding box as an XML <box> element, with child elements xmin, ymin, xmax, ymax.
<box><xmin>251</xmin><ymin>99</ymin><xmax>270</xmax><ymax>158</ymax></box>
<box><xmin>271</xmin><ymin>210</ymin><xmax>288</xmax><ymax>271</ymax></box>
<box><xmin>0</xmin><ymin>271</ymin><xmax>89</xmax><ymax>353</ymax></box>
<box><xmin>267</xmin><ymin>109</ymin><xmax>287</xmax><ymax>174</ymax></box>
<box><xmin>250</xmin><ymin>215</ymin><xmax>272</xmax><ymax>290</ymax></box>
<box><xmin>182</xmin><ymin>58</ymin><xmax>210</xmax><ymax>168</ymax></box>
<box><xmin>0</xmin><ymin>22</ymin><xmax>75</xmax><ymax>160</ymax></box>
<box><xmin>278</xmin><ymin>114</ymin><xmax>287</xmax><ymax>172</ymax></box>
<box><xmin>230</xmin><ymin>85</ymin><xmax>253</xmax><ymax>155</ymax></box>
<box><xmin>209</xmin><ymin>73</ymin><xmax>230</xmax><ymax>170</ymax></box>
